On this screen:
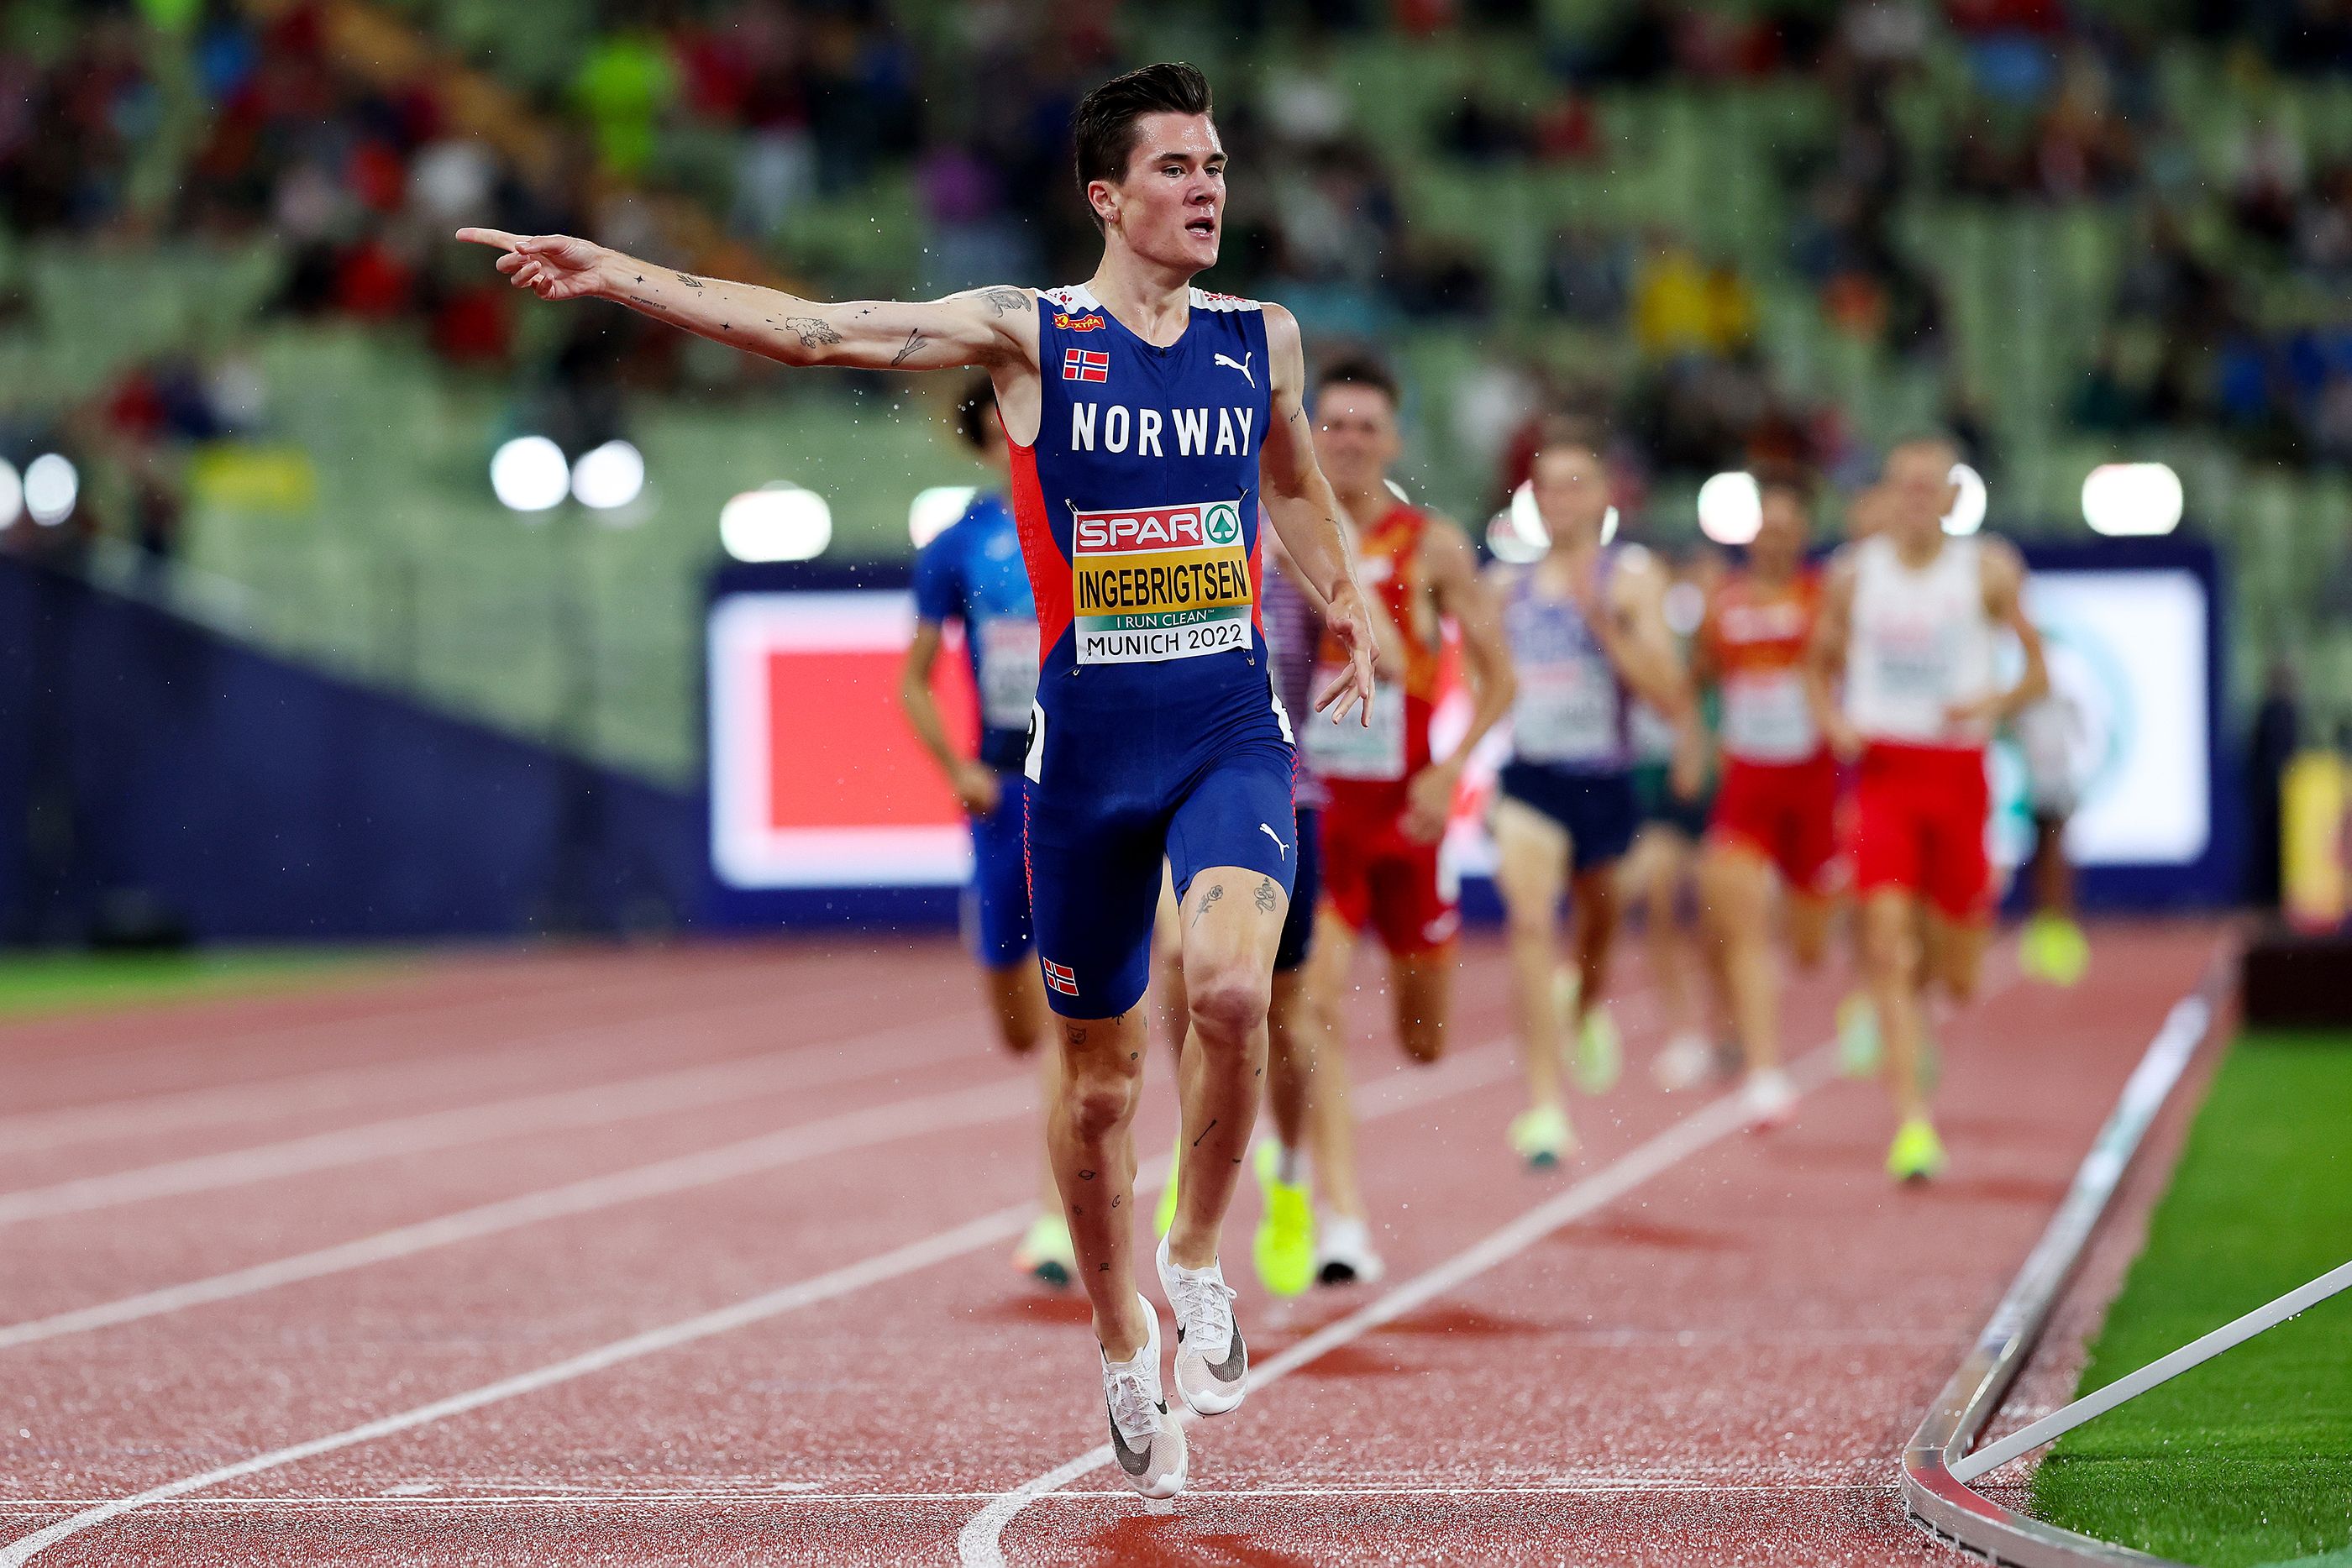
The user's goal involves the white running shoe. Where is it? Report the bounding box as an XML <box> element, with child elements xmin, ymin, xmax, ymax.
<box><xmin>1741</xmin><ymin>1067</ymin><xmax>1798</xmax><ymax>1130</ymax></box>
<box><xmin>1315</xmin><ymin>1214</ymin><xmax>1387</xmax><ymax>1287</ymax></box>
<box><xmin>1101</xmin><ymin>1293</ymin><xmax>1186</xmax><ymax>1499</ymax></box>
<box><xmin>1651</xmin><ymin>1030</ymin><xmax>1714</xmax><ymax>1092</ymax></box>
<box><xmin>1156</xmin><ymin>1233</ymin><xmax>1247</xmax><ymax>1416</ymax></box>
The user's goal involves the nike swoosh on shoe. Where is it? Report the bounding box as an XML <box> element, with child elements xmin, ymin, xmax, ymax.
<box><xmin>1109</xmin><ymin>1400</ymin><xmax>1167</xmax><ymax>1476</ymax></box>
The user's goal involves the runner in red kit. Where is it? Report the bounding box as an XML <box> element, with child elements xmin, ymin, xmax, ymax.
<box><xmin>1694</xmin><ymin>475</ymin><xmax>1838</xmax><ymax>1130</ymax></box>
<box><xmin>1298</xmin><ymin>358</ymin><xmax>1515</xmax><ymax>1285</ymax></box>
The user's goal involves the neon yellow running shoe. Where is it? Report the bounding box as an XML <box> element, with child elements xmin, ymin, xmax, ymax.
<box><xmin>1837</xmin><ymin>993</ymin><xmax>1881</xmax><ymax>1077</ymax></box>
<box><xmin>1887</xmin><ymin>1117</ymin><xmax>1947</xmax><ymax>1183</ymax></box>
<box><xmin>1154</xmin><ymin>1132</ymin><xmax>1182</xmax><ymax>1238</ymax></box>
<box><xmin>2024</xmin><ymin>912</ymin><xmax>2090</xmax><ymax>988</ymax></box>
<box><xmin>1508</xmin><ymin>1103</ymin><xmax>1574</xmax><ymax>1170</ymax></box>
<box><xmin>1013</xmin><ymin>1213</ymin><xmax>1076</xmax><ymax>1287</ymax></box>
<box><xmin>1251</xmin><ymin>1143</ymin><xmax>1315</xmax><ymax>1298</ymax></box>
<box><xmin>1572</xmin><ymin>1004</ymin><xmax>1621</xmax><ymax>1095</ymax></box>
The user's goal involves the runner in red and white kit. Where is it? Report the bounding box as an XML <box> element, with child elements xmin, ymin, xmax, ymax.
<box><xmin>1694</xmin><ymin>475</ymin><xmax>1838</xmax><ymax>1130</ymax></box>
<box><xmin>1809</xmin><ymin>438</ymin><xmax>2047</xmax><ymax>1181</ymax></box>
<box><xmin>1298</xmin><ymin>358</ymin><xmax>1516</xmax><ymax>1283</ymax></box>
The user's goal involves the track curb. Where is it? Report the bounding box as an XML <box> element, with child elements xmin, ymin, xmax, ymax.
<box><xmin>1902</xmin><ymin>954</ymin><xmax>2233</xmax><ymax>1568</ymax></box>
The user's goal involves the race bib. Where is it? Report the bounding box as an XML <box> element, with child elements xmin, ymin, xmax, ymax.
<box><xmin>1071</xmin><ymin>499</ymin><xmax>1253</xmax><ymax>665</ymax></box>
<box><xmin>1303</xmin><ymin>672</ymin><xmax>1406</xmax><ymax>780</ymax></box>
<box><xmin>1722</xmin><ymin>669</ymin><xmax>1816</xmax><ymax>762</ymax></box>
<box><xmin>975</xmin><ymin>616</ymin><xmax>1041</xmax><ymax>731</ymax></box>
<box><xmin>1514</xmin><ymin>662</ymin><xmax>1620</xmax><ymax>763</ymax></box>
<box><xmin>1873</xmin><ymin>626</ymin><xmax>1951</xmax><ymax>704</ymax></box>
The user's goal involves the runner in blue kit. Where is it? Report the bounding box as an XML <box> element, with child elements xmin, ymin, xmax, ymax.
<box><xmin>459</xmin><ymin>61</ymin><xmax>1378</xmax><ymax>1501</ymax></box>
<box><xmin>900</xmin><ymin>375</ymin><xmax>1074</xmax><ymax>1290</ymax></box>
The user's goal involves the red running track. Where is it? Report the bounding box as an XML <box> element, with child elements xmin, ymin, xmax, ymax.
<box><xmin>0</xmin><ymin>924</ymin><xmax>2222</xmax><ymax>1565</ymax></box>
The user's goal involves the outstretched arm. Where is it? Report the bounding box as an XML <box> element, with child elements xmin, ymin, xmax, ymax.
<box><xmin>1258</xmin><ymin>303</ymin><xmax>1376</xmax><ymax>726</ymax></box>
<box><xmin>455</xmin><ymin>228</ymin><xmax>1037</xmax><ymax>374</ymax></box>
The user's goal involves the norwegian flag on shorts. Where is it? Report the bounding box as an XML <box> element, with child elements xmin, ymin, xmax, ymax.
<box><xmin>1061</xmin><ymin>348</ymin><xmax>1110</xmax><ymax>383</ymax></box>
<box><xmin>1042</xmin><ymin>957</ymin><xmax>1079</xmax><ymax>996</ymax></box>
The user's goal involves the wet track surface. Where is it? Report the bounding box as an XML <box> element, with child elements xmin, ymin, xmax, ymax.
<box><xmin>0</xmin><ymin>926</ymin><xmax>2222</xmax><ymax>1565</ymax></box>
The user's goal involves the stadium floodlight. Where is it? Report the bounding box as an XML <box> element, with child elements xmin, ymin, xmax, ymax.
<box><xmin>0</xmin><ymin>459</ymin><xmax>20</xmax><ymax>531</ymax></box>
<box><xmin>570</xmin><ymin>439</ymin><xmax>645</xmax><ymax>511</ymax></box>
<box><xmin>1486</xmin><ymin>510</ymin><xmax>1542</xmax><ymax>564</ymax></box>
<box><xmin>1942</xmin><ymin>462</ymin><xmax>1987</xmax><ymax>536</ymax></box>
<box><xmin>1509</xmin><ymin>480</ymin><xmax>1549</xmax><ymax>553</ymax></box>
<box><xmin>908</xmin><ymin>485</ymin><xmax>977</xmax><ymax>551</ymax></box>
<box><xmin>2082</xmin><ymin>462</ymin><xmax>2184</xmax><ymax>538</ymax></box>
<box><xmin>491</xmin><ymin>435</ymin><xmax>570</xmax><ymax>513</ymax></box>
<box><xmin>722</xmin><ymin>484</ymin><xmax>832</xmax><ymax>562</ymax></box>
<box><xmin>24</xmin><ymin>454</ymin><xmax>77</xmax><ymax>527</ymax></box>
<box><xmin>1696</xmin><ymin>471</ymin><xmax>1761</xmax><ymax>546</ymax></box>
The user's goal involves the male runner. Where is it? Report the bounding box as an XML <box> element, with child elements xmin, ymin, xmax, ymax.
<box><xmin>1299</xmin><ymin>357</ymin><xmax>1516</xmax><ymax>1279</ymax></box>
<box><xmin>459</xmin><ymin>61</ymin><xmax>1378</xmax><ymax>1499</ymax></box>
<box><xmin>1693</xmin><ymin>475</ymin><xmax>1838</xmax><ymax>1129</ymax></box>
<box><xmin>900</xmin><ymin>376</ymin><xmax>1075</xmax><ymax>1287</ymax></box>
<box><xmin>1488</xmin><ymin>438</ymin><xmax>1698</xmax><ymax>1168</ymax></box>
<box><xmin>1809</xmin><ymin>437</ymin><xmax>2046</xmax><ymax>1182</ymax></box>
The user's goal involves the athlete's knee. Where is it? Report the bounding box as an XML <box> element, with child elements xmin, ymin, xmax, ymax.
<box><xmin>1061</xmin><ymin>1057</ymin><xmax>1142</xmax><ymax>1141</ymax></box>
<box><xmin>1186</xmin><ymin>962</ymin><xmax>1271</xmax><ymax>1046</ymax></box>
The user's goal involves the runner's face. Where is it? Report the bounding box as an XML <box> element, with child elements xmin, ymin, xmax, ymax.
<box><xmin>1883</xmin><ymin>444</ymin><xmax>1957</xmax><ymax>546</ymax></box>
<box><xmin>1530</xmin><ymin>448</ymin><xmax>1609</xmax><ymax>543</ymax></box>
<box><xmin>1313</xmin><ymin>385</ymin><xmax>1401</xmax><ymax>496</ymax></box>
<box><xmin>1752</xmin><ymin>490</ymin><xmax>1808</xmax><ymax>577</ymax></box>
<box><xmin>1100</xmin><ymin>113</ymin><xmax>1224</xmax><ymax>272</ymax></box>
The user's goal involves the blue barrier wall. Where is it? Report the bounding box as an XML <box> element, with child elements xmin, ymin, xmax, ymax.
<box><xmin>0</xmin><ymin>559</ymin><xmax>706</xmax><ymax>943</ymax></box>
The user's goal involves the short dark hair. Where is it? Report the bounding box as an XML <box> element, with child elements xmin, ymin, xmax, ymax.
<box><xmin>1317</xmin><ymin>355</ymin><xmax>1401</xmax><ymax>412</ymax></box>
<box><xmin>953</xmin><ymin>374</ymin><xmax>997</xmax><ymax>452</ymax></box>
<box><xmin>1073</xmin><ymin>62</ymin><xmax>1215</xmax><ymax>218</ymax></box>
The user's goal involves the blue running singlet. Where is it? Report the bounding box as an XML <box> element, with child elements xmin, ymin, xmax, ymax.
<box><xmin>911</xmin><ymin>490</ymin><xmax>1038</xmax><ymax>965</ymax></box>
<box><xmin>1009</xmin><ymin>284</ymin><xmax>1299</xmax><ymax>1017</ymax></box>
<box><xmin>1495</xmin><ymin>553</ymin><xmax>1641</xmax><ymax>871</ymax></box>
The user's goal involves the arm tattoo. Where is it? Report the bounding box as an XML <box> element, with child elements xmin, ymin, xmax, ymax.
<box><xmin>784</xmin><ymin>316</ymin><xmax>842</xmax><ymax>348</ymax></box>
<box><xmin>1255</xmin><ymin>878</ymin><xmax>1278</xmax><ymax>915</ymax></box>
<box><xmin>979</xmin><ymin>286</ymin><xmax>1030</xmax><ymax>316</ymax></box>
<box><xmin>890</xmin><ymin>328</ymin><xmax>924</xmax><ymax>367</ymax></box>
<box><xmin>675</xmin><ymin>272</ymin><xmax>705</xmax><ymax>290</ymax></box>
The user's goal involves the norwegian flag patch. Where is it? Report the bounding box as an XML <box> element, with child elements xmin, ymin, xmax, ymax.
<box><xmin>1042</xmin><ymin>957</ymin><xmax>1079</xmax><ymax>996</ymax></box>
<box><xmin>1061</xmin><ymin>348</ymin><xmax>1110</xmax><ymax>384</ymax></box>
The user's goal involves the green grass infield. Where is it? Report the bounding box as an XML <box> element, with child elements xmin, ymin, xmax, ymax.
<box><xmin>0</xmin><ymin>947</ymin><xmax>401</xmax><ymax>1021</ymax></box>
<box><xmin>2031</xmin><ymin>1030</ymin><xmax>2352</xmax><ymax>1567</ymax></box>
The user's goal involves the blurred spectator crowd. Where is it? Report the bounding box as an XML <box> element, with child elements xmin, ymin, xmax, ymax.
<box><xmin>11</xmin><ymin>0</ymin><xmax>2352</xmax><ymax>518</ymax></box>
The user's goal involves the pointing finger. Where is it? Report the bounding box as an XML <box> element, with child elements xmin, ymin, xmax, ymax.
<box><xmin>455</xmin><ymin>227</ymin><xmax>522</xmax><ymax>251</ymax></box>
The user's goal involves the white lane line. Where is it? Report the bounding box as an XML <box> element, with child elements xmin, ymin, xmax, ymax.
<box><xmin>0</xmin><ymin>1072</ymin><xmax>1037</xmax><ymax>1350</ymax></box>
<box><xmin>0</xmin><ymin>1016</ymin><xmax>978</xmax><ymax>1227</ymax></box>
<box><xmin>0</xmin><ymin>1037</ymin><xmax>1524</xmax><ymax>1563</ymax></box>
<box><xmin>955</xmin><ymin>1048</ymin><xmax>1844</xmax><ymax>1568</ymax></box>
<box><xmin>0</xmin><ymin>967</ymin><xmax>933</xmax><ymax>1153</ymax></box>
<box><xmin>0</xmin><ymin>1480</ymin><xmax>1889</xmax><ymax>1513</ymax></box>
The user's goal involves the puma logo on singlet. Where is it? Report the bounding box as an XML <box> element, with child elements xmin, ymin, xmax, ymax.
<box><xmin>1259</xmin><ymin>822</ymin><xmax>1289</xmax><ymax>859</ymax></box>
<box><xmin>1214</xmin><ymin>351</ymin><xmax>1255</xmax><ymax>387</ymax></box>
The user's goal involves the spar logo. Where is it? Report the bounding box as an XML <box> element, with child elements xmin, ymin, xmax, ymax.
<box><xmin>1073</xmin><ymin>501</ymin><xmax>1242</xmax><ymax>553</ymax></box>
